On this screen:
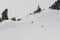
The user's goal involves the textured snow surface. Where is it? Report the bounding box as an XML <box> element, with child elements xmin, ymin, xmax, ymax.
<box><xmin>0</xmin><ymin>9</ymin><xmax>60</xmax><ymax>40</ymax></box>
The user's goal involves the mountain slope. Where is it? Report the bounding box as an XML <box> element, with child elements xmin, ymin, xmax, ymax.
<box><xmin>0</xmin><ymin>9</ymin><xmax>60</xmax><ymax>40</ymax></box>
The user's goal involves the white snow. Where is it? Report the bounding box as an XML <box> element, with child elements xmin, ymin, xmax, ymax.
<box><xmin>0</xmin><ymin>0</ymin><xmax>60</xmax><ymax>40</ymax></box>
<box><xmin>0</xmin><ymin>9</ymin><xmax>60</xmax><ymax>40</ymax></box>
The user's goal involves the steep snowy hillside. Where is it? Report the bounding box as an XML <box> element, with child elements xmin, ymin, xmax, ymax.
<box><xmin>0</xmin><ymin>9</ymin><xmax>60</xmax><ymax>40</ymax></box>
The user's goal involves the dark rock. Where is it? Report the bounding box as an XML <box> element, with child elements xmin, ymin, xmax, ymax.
<box><xmin>49</xmin><ymin>0</ymin><xmax>60</xmax><ymax>10</ymax></box>
<box><xmin>27</xmin><ymin>13</ymin><xmax>33</xmax><ymax>16</ymax></box>
<box><xmin>17</xmin><ymin>19</ymin><xmax>22</xmax><ymax>21</ymax></box>
<box><xmin>11</xmin><ymin>17</ymin><xmax>16</xmax><ymax>21</ymax></box>
<box><xmin>2</xmin><ymin>9</ymin><xmax>8</xmax><ymax>20</ymax></box>
<box><xmin>41</xmin><ymin>25</ymin><xmax>44</xmax><ymax>28</ymax></box>
<box><xmin>31</xmin><ymin>21</ymin><xmax>34</xmax><ymax>24</ymax></box>
<box><xmin>33</xmin><ymin>5</ymin><xmax>41</xmax><ymax>14</ymax></box>
<box><xmin>29</xmin><ymin>13</ymin><xmax>32</xmax><ymax>15</ymax></box>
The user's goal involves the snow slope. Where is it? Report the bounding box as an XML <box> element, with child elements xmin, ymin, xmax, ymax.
<box><xmin>0</xmin><ymin>9</ymin><xmax>60</xmax><ymax>40</ymax></box>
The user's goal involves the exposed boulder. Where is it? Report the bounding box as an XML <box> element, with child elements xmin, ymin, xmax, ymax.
<box><xmin>2</xmin><ymin>9</ymin><xmax>8</xmax><ymax>20</ymax></box>
<box><xmin>29</xmin><ymin>13</ymin><xmax>32</xmax><ymax>15</ymax></box>
<box><xmin>17</xmin><ymin>19</ymin><xmax>22</xmax><ymax>21</ymax></box>
<box><xmin>31</xmin><ymin>21</ymin><xmax>34</xmax><ymax>24</ymax></box>
<box><xmin>49</xmin><ymin>0</ymin><xmax>60</xmax><ymax>10</ymax></box>
<box><xmin>33</xmin><ymin>5</ymin><xmax>41</xmax><ymax>14</ymax></box>
<box><xmin>11</xmin><ymin>17</ymin><xmax>16</xmax><ymax>21</ymax></box>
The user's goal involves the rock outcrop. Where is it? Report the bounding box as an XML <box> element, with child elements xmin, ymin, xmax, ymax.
<box><xmin>49</xmin><ymin>0</ymin><xmax>60</xmax><ymax>10</ymax></box>
<box><xmin>33</xmin><ymin>5</ymin><xmax>41</xmax><ymax>14</ymax></box>
<box><xmin>2</xmin><ymin>9</ymin><xmax>8</xmax><ymax>20</ymax></box>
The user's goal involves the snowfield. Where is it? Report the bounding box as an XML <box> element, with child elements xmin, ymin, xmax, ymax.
<box><xmin>0</xmin><ymin>9</ymin><xmax>60</xmax><ymax>40</ymax></box>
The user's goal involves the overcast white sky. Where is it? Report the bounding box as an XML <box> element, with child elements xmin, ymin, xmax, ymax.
<box><xmin>0</xmin><ymin>0</ymin><xmax>56</xmax><ymax>18</ymax></box>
